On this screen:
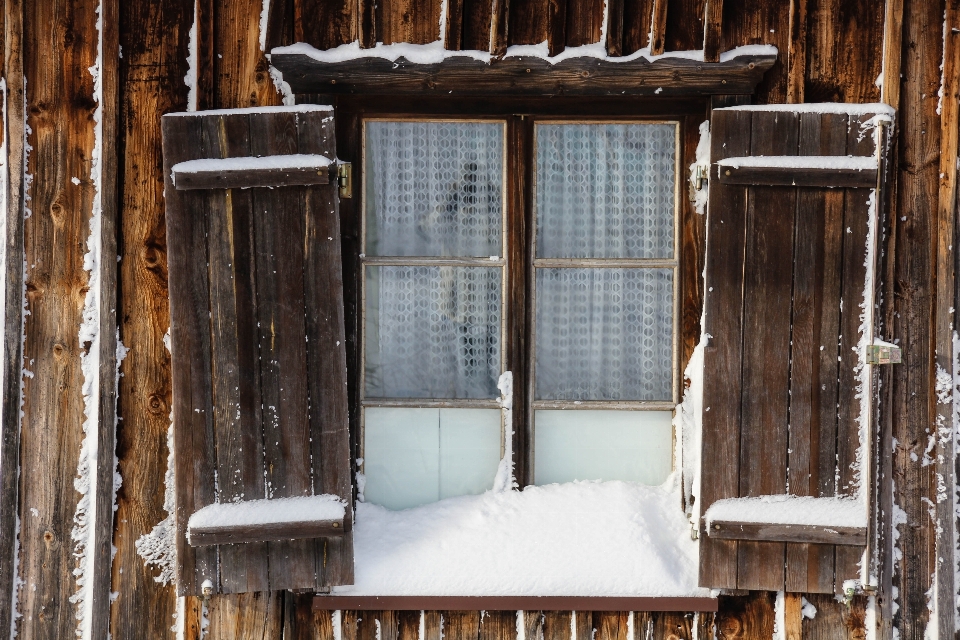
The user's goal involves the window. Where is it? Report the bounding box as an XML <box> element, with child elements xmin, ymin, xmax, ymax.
<box><xmin>360</xmin><ymin>118</ymin><xmax>679</xmax><ymax>510</ymax></box>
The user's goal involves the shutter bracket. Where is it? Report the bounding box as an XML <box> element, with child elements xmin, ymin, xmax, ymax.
<box><xmin>865</xmin><ymin>341</ymin><xmax>901</xmax><ymax>365</ymax></box>
<box><xmin>338</xmin><ymin>162</ymin><xmax>353</xmax><ymax>198</ymax></box>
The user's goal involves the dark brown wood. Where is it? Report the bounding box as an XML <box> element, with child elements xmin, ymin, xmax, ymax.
<box><xmin>381</xmin><ymin>0</ymin><xmax>441</xmax><ymax>44</ymax></box>
<box><xmin>719</xmin><ymin>0</ymin><xmax>790</xmax><ymax>104</ymax></box>
<box><xmin>490</xmin><ymin>0</ymin><xmax>511</xmax><ymax>55</ymax></box>
<box><xmin>203</xmin><ymin>591</ymin><xmax>285</xmax><ymax>639</ymax></box>
<box><xmin>547</xmin><ymin>0</ymin><xmax>568</xmax><ymax>56</ymax></box>
<box><xmin>593</xmin><ymin>612</ymin><xmax>628</xmax><ymax>640</ymax></box>
<box><xmin>286</xmin><ymin>593</ymin><xmax>337</xmax><ymax>640</ymax></box>
<box><xmin>462</xmin><ymin>0</ymin><xmax>494</xmax><ymax>51</ymax></box>
<box><xmin>443</xmin><ymin>611</ymin><xmax>482</xmax><ymax>640</ymax></box>
<box><xmin>679</xmin><ymin>115</ymin><xmax>706</xmax><ymax>397</ymax></box>
<box><xmin>271</xmin><ymin>51</ymin><xmax>777</xmax><ymax>96</ymax></box>
<box><xmin>800</xmin><ymin>594</ymin><xmax>868</xmax><ymax>640</ymax></box>
<box><xmin>542</xmin><ymin>612</ymin><xmax>572</xmax><ymax>640</ymax></box>
<box><xmin>717</xmin><ymin>163</ymin><xmax>878</xmax><ymax>188</ymax></box>
<box><xmin>564</xmin><ymin>0</ymin><xmax>604</xmax><ymax>48</ymax></box>
<box><xmin>604</xmin><ymin>0</ymin><xmax>624</xmax><ymax>56</ymax></box>
<box><xmin>702</xmin><ymin>0</ymin><xmax>722</xmax><ymax>62</ymax></box>
<box><xmin>523</xmin><ymin>611</ymin><xmax>544</xmax><ymax>640</ymax></box>
<box><xmin>647</xmin><ymin>0</ymin><xmax>667</xmax><ymax>55</ymax></box>
<box><xmin>189</xmin><ymin>517</ymin><xmax>347</xmax><ymax>546</ymax></box>
<box><xmin>736</xmin><ymin>110</ymin><xmax>798</xmax><ymax>592</ymax></box>
<box><xmin>621</xmin><ymin>0</ymin><xmax>654</xmax><ymax>54</ymax></box>
<box><xmin>708</xmin><ymin>521</ymin><xmax>867</xmax><ymax>545</ymax></box>
<box><xmin>480</xmin><ymin>611</ymin><xmax>517</xmax><ymax>640</ymax></box>
<box><xmin>212</xmin><ymin>1</ymin><xmax>283</xmax><ymax>108</ymax></box>
<box><xmin>295</xmin><ymin>0</ymin><xmax>357</xmax><ymax>51</ymax></box>
<box><xmin>663</xmin><ymin>0</ymin><xmax>702</xmax><ymax>52</ymax></box>
<box><xmin>699</xmin><ymin>107</ymin><xmax>752</xmax><ymax>590</ymax></box>
<box><xmin>314</xmin><ymin>597</ymin><xmax>720</xmax><ymax>611</ymax></box>
<box><xmin>446</xmin><ymin>0</ymin><xmax>466</xmax><ymax>49</ymax></box>
<box><xmin>508</xmin><ymin>0</ymin><xmax>548</xmax><ymax>45</ymax></box>
<box><xmin>714</xmin><ymin>592</ymin><xmax>775</xmax><ymax>640</ymax></box>
<box><xmin>172</xmin><ymin>159</ymin><xmax>332</xmax><ymax>190</ymax></box>
<box><xmin>786</xmin><ymin>0</ymin><xmax>807</xmax><ymax>103</ymax></box>
<box><xmin>803</xmin><ymin>0</ymin><xmax>884</xmax><ymax>104</ymax></box>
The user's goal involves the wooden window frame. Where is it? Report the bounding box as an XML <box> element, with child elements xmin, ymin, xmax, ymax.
<box><xmin>329</xmin><ymin>95</ymin><xmax>708</xmax><ymax>489</ymax></box>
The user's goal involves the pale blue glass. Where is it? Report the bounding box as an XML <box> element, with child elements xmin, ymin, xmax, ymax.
<box><xmin>533</xmin><ymin>410</ymin><xmax>673</xmax><ymax>485</ymax></box>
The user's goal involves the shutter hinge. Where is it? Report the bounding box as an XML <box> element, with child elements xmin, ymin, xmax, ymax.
<box><xmin>688</xmin><ymin>163</ymin><xmax>709</xmax><ymax>203</ymax></box>
<box><xmin>865</xmin><ymin>341</ymin><xmax>902</xmax><ymax>365</ymax></box>
<box><xmin>337</xmin><ymin>162</ymin><xmax>353</xmax><ymax>198</ymax></box>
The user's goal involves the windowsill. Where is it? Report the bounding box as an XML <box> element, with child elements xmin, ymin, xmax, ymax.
<box><xmin>325</xmin><ymin>478</ymin><xmax>710</xmax><ymax>603</ymax></box>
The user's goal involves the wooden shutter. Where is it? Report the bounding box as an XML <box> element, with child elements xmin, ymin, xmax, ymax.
<box><xmin>161</xmin><ymin>105</ymin><xmax>353</xmax><ymax>595</ymax></box>
<box><xmin>698</xmin><ymin>105</ymin><xmax>892</xmax><ymax>594</ymax></box>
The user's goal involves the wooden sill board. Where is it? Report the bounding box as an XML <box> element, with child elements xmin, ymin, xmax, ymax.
<box><xmin>717</xmin><ymin>163</ymin><xmax>878</xmax><ymax>188</ymax></box>
<box><xmin>270</xmin><ymin>51</ymin><xmax>777</xmax><ymax>97</ymax></box>
<box><xmin>312</xmin><ymin>595</ymin><xmax>718</xmax><ymax>612</ymax></box>
<box><xmin>706</xmin><ymin>520</ymin><xmax>866</xmax><ymax>546</ymax></box>
<box><xmin>172</xmin><ymin>155</ymin><xmax>332</xmax><ymax>190</ymax></box>
<box><xmin>188</xmin><ymin>518</ymin><xmax>346</xmax><ymax>546</ymax></box>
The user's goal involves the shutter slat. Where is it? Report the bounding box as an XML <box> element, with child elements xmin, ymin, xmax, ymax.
<box><xmin>171</xmin><ymin>154</ymin><xmax>332</xmax><ymax>190</ymax></box>
<box><xmin>709</xmin><ymin>522</ymin><xmax>867</xmax><ymax>546</ymax></box>
<box><xmin>716</xmin><ymin>157</ymin><xmax>877</xmax><ymax>188</ymax></box>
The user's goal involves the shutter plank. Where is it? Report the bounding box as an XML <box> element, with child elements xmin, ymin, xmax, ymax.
<box><xmin>699</xmin><ymin>109</ymin><xmax>752</xmax><ymax>589</ymax></box>
<box><xmin>834</xmin><ymin>113</ymin><xmax>875</xmax><ymax>592</ymax></box>
<box><xmin>298</xmin><ymin>108</ymin><xmax>356</xmax><ymax>587</ymax></box>
<box><xmin>162</xmin><ymin>114</ymin><xmax>219</xmax><ymax>595</ymax></box>
<box><xmin>736</xmin><ymin>110</ymin><xmax>798</xmax><ymax>591</ymax></box>
<box><xmin>201</xmin><ymin>112</ymin><xmax>271</xmax><ymax>593</ymax></box>
<box><xmin>249</xmin><ymin>110</ymin><xmax>320</xmax><ymax>591</ymax></box>
<box><xmin>785</xmin><ymin>112</ymin><xmax>847</xmax><ymax>594</ymax></box>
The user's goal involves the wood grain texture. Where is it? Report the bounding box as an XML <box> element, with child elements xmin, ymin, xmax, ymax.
<box><xmin>294</xmin><ymin>0</ymin><xmax>356</xmax><ymax>50</ymax></box>
<box><xmin>15</xmin><ymin>0</ymin><xmax>102</xmax><ymax>637</ymax></box>
<box><xmin>542</xmin><ymin>612</ymin><xmax>572</xmax><ymax>640</ymax></box>
<box><xmin>490</xmin><ymin>0</ymin><xmax>511</xmax><ymax>55</ymax></box>
<box><xmin>110</xmin><ymin>0</ymin><xmax>194</xmax><ymax>634</ymax></box>
<box><xmin>717</xmin><ymin>164</ymin><xmax>878</xmax><ymax>188</ymax></box>
<box><xmin>547</xmin><ymin>0</ymin><xmax>568</xmax><ymax>56</ymax></box>
<box><xmin>800</xmin><ymin>594</ymin><xmax>868</xmax><ymax>640</ymax></box>
<box><xmin>0</xmin><ymin>0</ymin><xmax>22</xmax><ymax>635</ymax></box>
<box><xmin>173</xmin><ymin>162</ymin><xmax>331</xmax><ymax>190</ymax></box>
<box><xmin>720</xmin><ymin>0</ymin><xmax>790</xmax><ymax>104</ymax></box>
<box><xmin>621</xmin><ymin>0</ymin><xmax>654</xmax><ymax>54</ymax></box>
<box><xmin>381</xmin><ymin>0</ymin><xmax>441</xmax><ymax>44</ymax></box>
<box><xmin>708</xmin><ymin>521</ymin><xmax>866</xmax><ymax>545</ymax></box>
<box><xmin>714</xmin><ymin>593</ymin><xmax>775</xmax><ymax>640</ymax></box>
<box><xmin>648</xmin><ymin>0</ymin><xmax>667</xmax><ymax>55</ymax></box>
<box><xmin>286</xmin><ymin>594</ymin><xmax>337</xmax><ymax>640</ymax></box>
<box><xmin>508</xmin><ymin>0</ymin><xmax>548</xmax><ymax>45</ymax></box>
<box><xmin>786</xmin><ymin>0</ymin><xmax>807</xmax><ymax>103</ymax></box>
<box><xmin>564</xmin><ymin>0</ymin><xmax>604</xmax><ymax>47</ymax></box>
<box><xmin>663</xmin><ymin>0</ymin><xmax>702</xmax><ymax>52</ymax></box>
<box><xmin>702</xmin><ymin>0</ymin><xmax>722</xmax><ymax>62</ymax></box>
<box><xmin>880</xmin><ymin>0</ymin><xmax>904</xmax><ymax>108</ymax></box>
<box><xmin>462</xmin><ymin>0</ymin><xmax>494</xmax><ymax>51</ymax></box>
<box><xmin>271</xmin><ymin>52</ymin><xmax>778</xmax><ymax>96</ymax></box>
<box><xmin>604</xmin><ymin>0</ymin><xmax>624</xmax><ymax>55</ymax></box>
<box><xmin>803</xmin><ymin>0</ymin><xmax>884</xmax><ymax>104</ymax></box>
<box><xmin>446</xmin><ymin>0</ymin><xmax>466</xmax><ymax>48</ymax></box>
<box><xmin>199</xmin><ymin>591</ymin><xmax>285</xmax><ymax>640</ymax></box>
<box><xmin>188</xmin><ymin>518</ymin><xmax>346</xmax><ymax>546</ymax></box>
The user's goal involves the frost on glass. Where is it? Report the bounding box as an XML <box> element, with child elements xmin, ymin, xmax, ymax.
<box><xmin>535</xmin><ymin>268</ymin><xmax>673</xmax><ymax>401</ymax></box>
<box><xmin>535</xmin><ymin>123</ymin><xmax>675</xmax><ymax>259</ymax></box>
<box><xmin>363</xmin><ymin>407</ymin><xmax>501</xmax><ymax>510</ymax></box>
<box><xmin>533</xmin><ymin>410</ymin><xmax>673</xmax><ymax>485</ymax></box>
<box><xmin>365</xmin><ymin>121</ymin><xmax>504</xmax><ymax>257</ymax></box>
<box><xmin>365</xmin><ymin>265</ymin><xmax>502</xmax><ymax>399</ymax></box>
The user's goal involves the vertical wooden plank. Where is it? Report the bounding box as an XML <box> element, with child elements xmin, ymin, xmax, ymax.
<box><xmin>880</xmin><ymin>0</ymin><xmax>904</xmax><ymax>108</ymax></box>
<box><xmin>648</xmin><ymin>0</ymin><xmax>667</xmax><ymax>55</ymax></box>
<box><xmin>298</xmin><ymin>108</ymin><xmax>355</xmax><ymax>586</ymax></box>
<box><xmin>480</xmin><ymin>611</ymin><xmax>517</xmax><ymax>640</ymax></box>
<box><xmin>696</xmin><ymin>613</ymin><xmax>715</xmax><ymax>640</ymax></box>
<box><xmin>111</xmin><ymin>0</ymin><xmax>194</xmax><ymax>632</ymax></box>
<box><xmin>663</xmin><ymin>0</ymin><xmax>702</xmax><ymax>52</ymax></box>
<box><xmin>801</xmin><ymin>594</ymin><xmax>868</xmax><ymax>640</ymax></box>
<box><xmin>508</xmin><ymin>0</ymin><xmax>547</xmax><ymax>45</ymax></box>
<box><xmin>803</xmin><ymin>0</ymin><xmax>884</xmax><ymax>104</ymax></box>
<box><xmin>565</xmin><ymin>0</ymin><xmax>604</xmax><ymax>47</ymax></box>
<box><xmin>266</xmin><ymin>0</ymin><xmax>295</xmax><ymax>51</ymax></box>
<box><xmin>247</xmin><ymin>111</ymin><xmax>318</xmax><ymax>592</ymax></box>
<box><xmin>286</xmin><ymin>595</ymin><xmax>336</xmax><ymax>640</ymax></box>
<box><xmin>715</xmin><ymin>593</ymin><xmax>776</xmax><ymax>640</ymax></box>
<box><xmin>786</xmin><ymin>0</ymin><xmax>807</xmax><ymax>103</ymax></box>
<box><xmin>381</xmin><ymin>0</ymin><xmax>441</xmax><ymax>44</ymax></box>
<box><xmin>424</xmin><ymin>611</ymin><xmax>443</xmax><ymax>640</ymax></box>
<box><xmin>212</xmin><ymin>2</ymin><xmax>282</xmax><ymax>108</ymax></box>
<box><xmin>702</xmin><ymin>0</ymin><xmax>722</xmax><ymax>62</ymax></box>
<box><xmin>446</xmin><ymin>0</ymin><xmax>466</xmax><ymax>48</ymax></box>
<box><xmin>398</xmin><ymin>611</ymin><xmax>422</xmax><ymax>640</ymax></box>
<box><xmin>785</xmin><ymin>112</ymin><xmax>847</xmax><ymax>595</ymax></box>
<box><xmin>737</xmin><ymin>110</ymin><xmax>798</xmax><ymax>592</ymax></box>
<box><xmin>605</xmin><ymin>0</ymin><xmax>624</xmax><ymax>55</ymax></box>
<box><xmin>621</xmin><ymin>0</ymin><xmax>654</xmax><ymax>54</ymax></box>
<box><xmin>720</xmin><ymin>0</ymin><xmax>790</xmax><ymax>103</ymax></box>
<box><xmin>699</xmin><ymin>108</ymin><xmax>752</xmax><ymax>590</ymax></box>
<box><xmin>200</xmin><ymin>112</ymin><xmax>270</xmax><ymax>594</ymax></box>
<box><xmin>490</xmin><ymin>0</ymin><xmax>510</xmax><ymax>55</ymax></box>
<box><xmin>462</xmin><ymin>0</ymin><xmax>493</xmax><ymax>51</ymax></box>
<box><xmin>679</xmin><ymin>115</ymin><xmax>706</xmax><ymax>385</ymax></box>
<box><xmin>295</xmin><ymin>0</ymin><xmax>358</xmax><ymax>50</ymax></box>
<box><xmin>203</xmin><ymin>591</ymin><xmax>284</xmax><ymax>640</ymax></box>
<box><xmin>163</xmin><ymin>114</ymin><xmax>220</xmax><ymax>596</ymax></box>
<box><xmin>0</xmin><ymin>0</ymin><xmax>22</xmax><ymax>634</ymax></box>
<box><xmin>652</xmin><ymin>613</ymin><xmax>693</xmax><ymax>640</ymax></box>
<box><xmin>547</xmin><ymin>0</ymin><xmax>568</xmax><ymax>56</ymax></box>
<box><xmin>593</xmin><ymin>612</ymin><xmax>628</xmax><ymax>640</ymax></box>
<box><xmin>574</xmin><ymin>611</ymin><xmax>593</xmax><ymax>640</ymax></box>
<box><xmin>444</xmin><ymin>611</ymin><xmax>481</xmax><ymax>640</ymax></box>
<box><xmin>542</xmin><ymin>612</ymin><xmax>572</xmax><ymax>640</ymax></box>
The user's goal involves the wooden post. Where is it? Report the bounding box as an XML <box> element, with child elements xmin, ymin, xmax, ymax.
<box><xmin>648</xmin><ymin>0</ymin><xmax>667</xmax><ymax>56</ymax></box>
<box><xmin>786</xmin><ymin>0</ymin><xmax>807</xmax><ymax>103</ymax></box>
<box><xmin>702</xmin><ymin>0</ymin><xmax>723</xmax><ymax>63</ymax></box>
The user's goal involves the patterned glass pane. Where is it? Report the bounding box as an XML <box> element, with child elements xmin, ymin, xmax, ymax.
<box><xmin>535</xmin><ymin>268</ymin><xmax>673</xmax><ymax>401</ymax></box>
<box><xmin>365</xmin><ymin>266</ymin><xmax>502</xmax><ymax>399</ymax></box>
<box><xmin>535</xmin><ymin>123</ymin><xmax>675</xmax><ymax>259</ymax></box>
<box><xmin>365</xmin><ymin>121</ymin><xmax>504</xmax><ymax>257</ymax></box>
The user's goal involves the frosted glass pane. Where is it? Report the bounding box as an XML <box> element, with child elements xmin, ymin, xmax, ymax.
<box><xmin>439</xmin><ymin>408</ymin><xmax>502</xmax><ymax>499</ymax></box>
<box><xmin>536</xmin><ymin>123</ymin><xmax>675</xmax><ymax>259</ymax></box>
<box><xmin>363</xmin><ymin>407</ymin><xmax>440</xmax><ymax>510</ymax></box>
<box><xmin>365</xmin><ymin>266</ymin><xmax>502</xmax><ymax>399</ymax></box>
<box><xmin>534</xmin><ymin>410</ymin><xmax>673</xmax><ymax>485</ymax></box>
<box><xmin>535</xmin><ymin>268</ymin><xmax>673</xmax><ymax>401</ymax></box>
<box><xmin>365</xmin><ymin>121</ymin><xmax>503</xmax><ymax>257</ymax></box>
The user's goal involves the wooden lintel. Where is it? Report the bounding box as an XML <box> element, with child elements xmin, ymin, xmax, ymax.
<box><xmin>707</xmin><ymin>520</ymin><xmax>867</xmax><ymax>546</ymax></box>
<box><xmin>188</xmin><ymin>518</ymin><xmax>347</xmax><ymax>546</ymax></box>
<box><xmin>270</xmin><ymin>51</ymin><xmax>777</xmax><ymax>97</ymax></box>
<box><xmin>172</xmin><ymin>161</ymin><xmax>332</xmax><ymax>190</ymax></box>
<box><xmin>312</xmin><ymin>595</ymin><xmax>719</xmax><ymax>612</ymax></box>
<box><xmin>717</xmin><ymin>164</ymin><xmax>878</xmax><ymax>188</ymax></box>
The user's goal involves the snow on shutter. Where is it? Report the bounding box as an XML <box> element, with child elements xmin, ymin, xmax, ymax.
<box><xmin>698</xmin><ymin>104</ymin><xmax>893</xmax><ymax>594</ymax></box>
<box><xmin>161</xmin><ymin>105</ymin><xmax>354</xmax><ymax>596</ymax></box>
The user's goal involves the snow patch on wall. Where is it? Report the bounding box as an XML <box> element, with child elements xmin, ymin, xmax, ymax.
<box><xmin>689</xmin><ymin>120</ymin><xmax>709</xmax><ymax>215</ymax></box>
<box><xmin>259</xmin><ymin>0</ymin><xmax>271</xmax><ymax>52</ymax></box>
<box><xmin>185</xmin><ymin>0</ymin><xmax>198</xmax><ymax>111</ymax></box>
<box><xmin>772</xmin><ymin>592</ymin><xmax>785</xmax><ymax>640</ymax></box>
<box><xmin>135</xmin><ymin>419</ymin><xmax>178</xmax><ymax>585</ymax></box>
<box><xmin>492</xmin><ymin>371</ymin><xmax>515</xmax><ymax>493</ymax></box>
<box><xmin>953</xmin><ymin>331</ymin><xmax>960</xmax><ymax>631</ymax></box>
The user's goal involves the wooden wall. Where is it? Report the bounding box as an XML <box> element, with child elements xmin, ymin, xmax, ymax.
<box><xmin>0</xmin><ymin>0</ymin><xmax>952</xmax><ymax>638</ymax></box>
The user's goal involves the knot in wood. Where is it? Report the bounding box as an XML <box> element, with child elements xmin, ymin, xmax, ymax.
<box><xmin>147</xmin><ymin>393</ymin><xmax>166</xmax><ymax>414</ymax></box>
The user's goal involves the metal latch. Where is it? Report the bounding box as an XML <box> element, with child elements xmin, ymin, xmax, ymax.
<box><xmin>338</xmin><ymin>162</ymin><xmax>353</xmax><ymax>198</ymax></box>
<box><xmin>689</xmin><ymin>163</ymin><xmax>709</xmax><ymax>203</ymax></box>
<box><xmin>865</xmin><ymin>341</ymin><xmax>902</xmax><ymax>365</ymax></box>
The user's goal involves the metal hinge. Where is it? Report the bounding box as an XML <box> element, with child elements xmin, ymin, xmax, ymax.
<box><xmin>338</xmin><ymin>162</ymin><xmax>353</xmax><ymax>198</ymax></box>
<box><xmin>688</xmin><ymin>163</ymin><xmax>709</xmax><ymax>202</ymax></box>
<box><xmin>865</xmin><ymin>341</ymin><xmax>902</xmax><ymax>365</ymax></box>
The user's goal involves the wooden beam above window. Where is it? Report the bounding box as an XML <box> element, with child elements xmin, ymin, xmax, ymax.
<box><xmin>269</xmin><ymin>48</ymin><xmax>777</xmax><ymax>97</ymax></box>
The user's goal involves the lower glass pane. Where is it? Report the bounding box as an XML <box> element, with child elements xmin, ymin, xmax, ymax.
<box><xmin>363</xmin><ymin>406</ymin><xmax>502</xmax><ymax>510</ymax></box>
<box><xmin>533</xmin><ymin>409</ymin><xmax>673</xmax><ymax>485</ymax></box>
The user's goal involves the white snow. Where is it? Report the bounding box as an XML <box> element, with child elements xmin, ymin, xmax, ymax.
<box><xmin>271</xmin><ymin>40</ymin><xmax>776</xmax><ymax>67</ymax></box>
<box><xmin>772</xmin><ymin>592</ymin><xmax>785</xmax><ymax>640</ymax></box>
<box><xmin>259</xmin><ymin>0</ymin><xmax>270</xmax><ymax>53</ymax></box>
<box><xmin>801</xmin><ymin>596</ymin><xmax>817</xmax><ymax>619</ymax></box>
<box><xmin>492</xmin><ymin>371</ymin><xmax>515</xmax><ymax>493</ymax></box>
<box><xmin>187</xmin><ymin>494</ymin><xmax>346</xmax><ymax>535</ymax></box>
<box><xmin>185</xmin><ymin>1</ymin><xmax>198</xmax><ymax>111</ymax></box>
<box><xmin>718</xmin><ymin>102</ymin><xmax>895</xmax><ymax>116</ymax></box>
<box><xmin>331</xmin><ymin>478</ymin><xmax>709</xmax><ymax>597</ymax></box>
<box><xmin>165</xmin><ymin>104</ymin><xmax>331</xmax><ymax>117</ymax></box>
<box><xmin>171</xmin><ymin>154</ymin><xmax>332</xmax><ymax>183</ymax></box>
<box><xmin>704</xmin><ymin>495</ymin><xmax>867</xmax><ymax>529</ymax></box>
<box><xmin>135</xmin><ymin>416</ymin><xmax>178</xmax><ymax>586</ymax></box>
<box><xmin>689</xmin><ymin>120</ymin><xmax>710</xmax><ymax>215</ymax></box>
<box><xmin>717</xmin><ymin>155</ymin><xmax>877</xmax><ymax>171</ymax></box>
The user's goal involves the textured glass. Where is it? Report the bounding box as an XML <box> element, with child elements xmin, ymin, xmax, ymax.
<box><xmin>365</xmin><ymin>121</ymin><xmax>504</xmax><ymax>257</ymax></box>
<box><xmin>365</xmin><ymin>266</ymin><xmax>502</xmax><ymax>399</ymax></box>
<box><xmin>536</xmin><ymin>123</ymin><xmax>675</xmax><ymax>259</ymax></box>
<box><xmin>535</xmin><ymin>268</ymin><xmax>673</xmax><ymax>401</ymax></box>
<box><xmin>534</xmin><ymin>410</ymin><xmax>673</xmax><ymax>485</ymax></box>
<box><xmin>363</xmin><ymin>407</ymin><xmax>501</xmax><ymax>510</ymax></box>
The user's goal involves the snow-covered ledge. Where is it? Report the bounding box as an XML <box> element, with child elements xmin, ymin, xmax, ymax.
<box><xmin>269</xmin><ymin>42</ymin><xmax>777</xmax><ymax>97</ymax></box>
<box><xmin>704</xmin><ymin>495</ymin><xmax>867</xmax><ymax>546</ymax></box>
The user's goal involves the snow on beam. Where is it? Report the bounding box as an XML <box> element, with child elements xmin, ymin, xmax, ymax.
<box><xmin>187</xmin><ymin>494</ymin><xmax>347</xmax><ymax>546</ymax></box>
<box><xmin>717</xmin><ymin>155</ymin><xmax>879</xmax><ymax>188</ymax></box>
<box><xmin>704</xmin><ymin>495</ymin><xmax>867</xmax><ymax>546</ymax></box>
<box><xmin>171</xmin><ymin>154</ymin><xmax>332</xmax><ymax>190</ymax></box>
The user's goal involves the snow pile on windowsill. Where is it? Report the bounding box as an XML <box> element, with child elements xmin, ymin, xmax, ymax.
<box><xmin>271</xmin><ymin>40</ymin><xmax>777</xmax><ymax>67</ymax></box>
<box><xmin>717</xmin><ymin>102</ymin><xmax>895</xmax><ymax>116</ymax></box>
<box><xmin>172</xmin><ymin>153</ymin><xmax>331</xmax><ymax>175</ymax></box>
<box><xmin>333</xmin><ymin>477</ymin><xmax>709</xmax><ymax>597</ymax></box>
<box><xmin>717</xmin><ymin>155</ymin><xmax>877</xmax><ymax>171</ymax></box>
<box><xmin>187</xmin><ymin>494</ymin><xmax>345</xmax><ymax>531</ymax></box>
<box><xmin>705</xmin><ymin>495</ymin><xmax>866</xmax><ymax>529</ymax></box>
